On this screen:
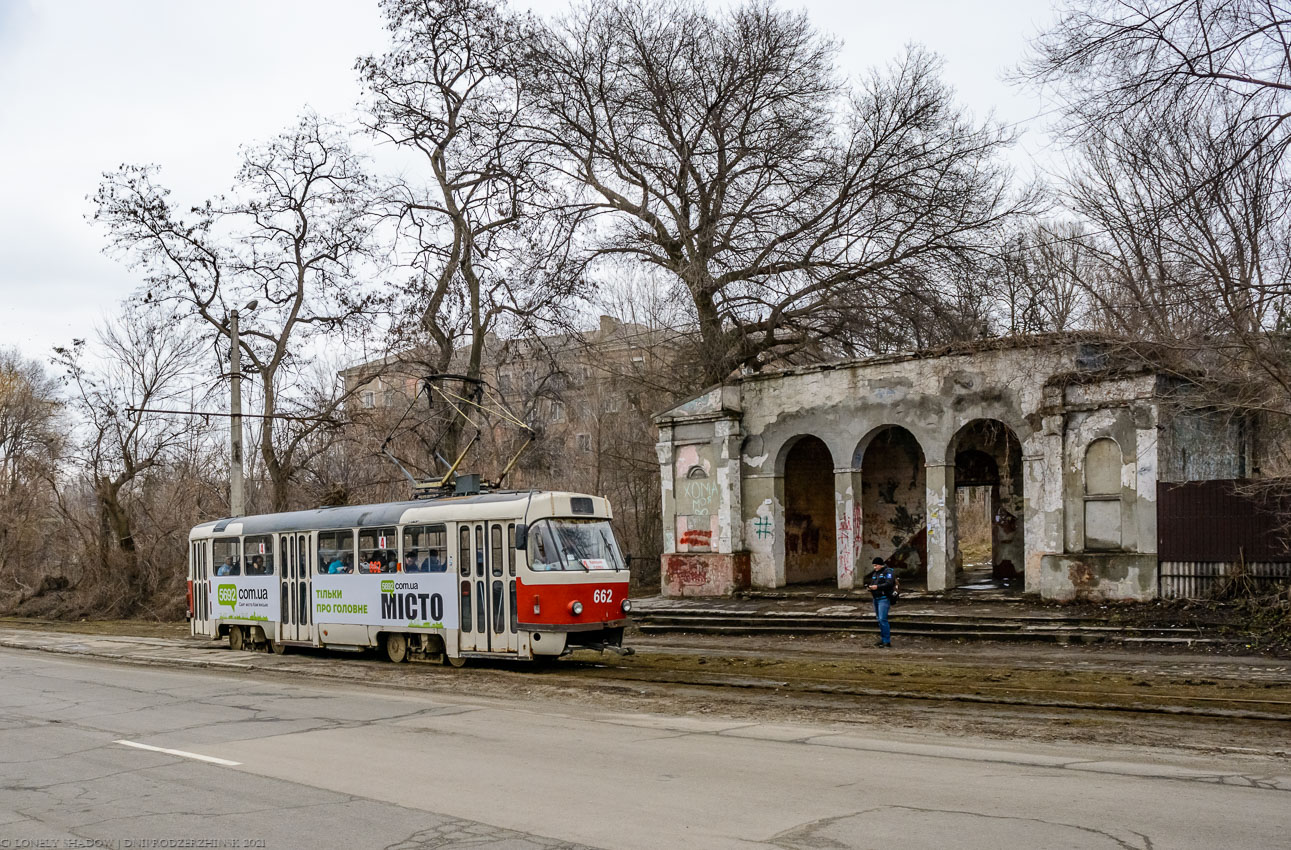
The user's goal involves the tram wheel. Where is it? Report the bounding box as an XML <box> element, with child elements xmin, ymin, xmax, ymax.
<box><xmin>228</xmin><ymin>626</ymin><xmax>244</xmax><ymax>652</ymax></box>
<box><xmin>444</xmin><ymin>654</ymin><xmax>467</xmax><ymax>668</ymax></box>
<box><xmin>384</xmin><ymin>633</ymin><xmax>408</xmax><ymax>664</ymax></box>
<box><xmin>269</xmin><ymin>640</ymin><xmax>289</xmax><ymax>655</ymax></box>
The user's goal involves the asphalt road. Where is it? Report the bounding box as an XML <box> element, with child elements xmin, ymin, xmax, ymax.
<box><xmin>1</xmin><ymin>648</ymin><xmax>1289</xmax><ymax>850</ymax></box>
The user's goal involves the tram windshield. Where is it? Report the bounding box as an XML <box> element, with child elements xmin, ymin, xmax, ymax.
<box><xmin>528</xmin><ymin>519</ymin><xmax>625</xmax><ymax>571</ymax></box>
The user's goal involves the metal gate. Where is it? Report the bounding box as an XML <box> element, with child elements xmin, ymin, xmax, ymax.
<box><xmin>1157</xmin><ymin>479</ymin><xmax>1291</xmax><ymax>598</ymax></box>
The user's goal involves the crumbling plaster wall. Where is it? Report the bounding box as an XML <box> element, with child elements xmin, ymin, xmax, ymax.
<box><xmin>735</xmin><ymin>346</ymin><xmax>1077</xmax><ymax>591</ymax></box>
<box><xmin>1042</xmin><ymin>374</ymin><xmax>1160</xmax><ymax>600</ymax></box>
<box><xmin>1159</xmin><ymin>409</ymin><xmax>1251</xmax><ymax>483</ymax></box>
<box><xmin>654</xmin><ymin>343</ymin><xmax>1252</xmax><ymax>601</ymax></box>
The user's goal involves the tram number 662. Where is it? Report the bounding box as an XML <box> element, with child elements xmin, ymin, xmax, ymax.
<box><xmin>592</xmin><ymin>588</ymin><xmax>613</xmax><ymax>604</ymax></box>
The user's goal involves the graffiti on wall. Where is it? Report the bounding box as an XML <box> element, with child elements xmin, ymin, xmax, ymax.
<box><xmin>667</xmin><ymin>559</ymin><xmax>710</xmax><ymax>587</ymax></box>
<box><xmin>837</xmin><ymin>510</ymin><xmax>854</xmax><ymax>580</ymax></box>
<box><xmin>680</xmin><ymin>479</ymin><xmax>719</xmax><ymax>516</ymax></box>
<box><xmin>679</xmin><ymin>529</ymin><xmax>713</xmax><ymax>547</ymax></box>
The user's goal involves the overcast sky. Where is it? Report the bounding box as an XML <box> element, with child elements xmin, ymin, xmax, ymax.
<box><xmin>0</xmin><ymin>0</ymin><xmax>1058</xmax><ymax>365</ymax></box>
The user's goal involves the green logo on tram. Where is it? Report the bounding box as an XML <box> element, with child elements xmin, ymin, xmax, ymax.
<box><xmin>381</xmin><ymin>579</ymin><xmax>395</xmax><ymax>593</ymax></box>
<box><xmin>217</xmin><ymin>583</ymin><xmax>237</xmax><ymax>610</ymax></box>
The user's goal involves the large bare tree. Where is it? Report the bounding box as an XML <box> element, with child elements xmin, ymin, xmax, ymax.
<box><xmin>359</xmin><ymin>0</ymin><xmax>585</xmax><ymax>471</ymax></box>
<box><xmin>94</xmin><ymin>114</ymin><xmax>379</xmax><ymax>512</ymax></box>
<box><xmin>1028</xmin><ymin>2</ymin><xmax>1291</xmax><ymax>400</ymax></box>
<box><xmin>1028</xmin><ymin>0</ymin><xmax>1291</xmax><ymax>181</ymax></box>
<box><xmin>522</xmin><ymin>0</ymin><xmax>1030</xmax><ymax>384</ymax></box>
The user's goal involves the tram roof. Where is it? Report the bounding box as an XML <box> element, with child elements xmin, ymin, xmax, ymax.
<box><xmin>192</xmin><ymin>490</ymin><xmax>541</xmax><ymax>537</ymax></box>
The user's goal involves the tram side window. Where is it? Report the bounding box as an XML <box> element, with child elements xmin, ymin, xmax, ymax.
<box><xmin>213</xmin><ymin>538</ymin><xmax>241</xmax><ymax>575</ymax></box>
<box><xmin>242</xmin><ymin>535</ymin><xmax>275</xmax><ymax>576</ymax></box>
<box><xmin>403</xmin><ymin>524</ymin><xmax>447</xmax><ymax>572</ymax></box>
<box><xmin>358</xmin><ymin>526</ymin><xmax>398</xmax><ymax>573</ymax></box>
<box><xmin>507</xmin><ymin>524</ymin><xmax>516</xmax><ymax>576</ymax></box>
<box><xmin>458</xmin><ymin>526</ymin><xmax>470</xmax><ymax>576</ymax></box>
<box><xmin>318</xmin><ymin>531</ymin><xmax>355</xmax><ymax>574</ymax></box>
<box><xmin>491</xmin><ymin>525</ymin><xmax>503</xmax><ymax>577</ymax></box>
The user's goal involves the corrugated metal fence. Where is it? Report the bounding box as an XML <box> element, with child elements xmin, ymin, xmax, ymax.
<box><xmin>1157</xmin><ymin>480</ymin><xmax>1291</xmax><ymax>598</ymax></box>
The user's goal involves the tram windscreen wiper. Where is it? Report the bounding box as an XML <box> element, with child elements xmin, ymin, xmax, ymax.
<box><xmin>600</xmin><ymin>527</ymin><xmax>624</xmax><ymax>571</ymax></box>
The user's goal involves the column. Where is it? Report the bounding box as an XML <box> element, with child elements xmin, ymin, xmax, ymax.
<box><xmin>834</xmin><ymin>468</ymin><xmax>860</xmax><ymax>589</ymax></box>
<box><xmin>925</xmin><ymin>463</ymin><xmax>955</xmax><ymax>592</ymax></box>
<box><xmin>1022</xmin><ymin>414</ymin><xmax>1064</xmax><ymax>596</ymax></box>
<box><xmin>715</xmin><ymin>418</ymin><xmax>744</xmax><ymax>555</ymax></box>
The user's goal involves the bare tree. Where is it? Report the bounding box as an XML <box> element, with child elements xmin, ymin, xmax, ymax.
<box><xmin>989</xmin><ymin>222</ymin><xmax>1093</xmax><ymax>336</ymax></box>
<box><xmin>53</xmin><ymin>304</ymin><xmax>207</xmax><ymax>613</ymax></box>
<box><xmin>359</xmin><ymin>0</ymin><xmax>586</xmax><ymax>470</ymax></box>
<box><xmin>522</xmin><ymin>0</ymin><xmax>1030</xmax><ymax>384</ymax></box>
<box><xmin>93</xmin><ymin>114</ymin><xmax>379</xmax><ymax>512</ymax></box>
<box><xmin>0</xmin><ymin>349</ymin><xmax>63</xmax><ymax>604</ymax></box>
<box><xmin>1027</xmin><ymin>0</ymin><xmax>1291</xmax><ymax>186</ymax></box>
<box><xmin>1065</xmin><ymin>107</ymin><xmax>1291</xmax><ymax>393</ymax></box>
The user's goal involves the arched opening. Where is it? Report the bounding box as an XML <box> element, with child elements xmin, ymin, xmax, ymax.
<box><xmin>1083</xmin><ymin>438</ymin><xmax>1123</xmax><ymax>551</ymax></box>
<box><xmin>857</xmin><ymin>427</ymin><xmax>927</xmax><ymax>587</ymax></box>
<box><xmin>782</xmin><ymin>435</ymin><xmax>836</xmax><ymax>584</ymax></box>
<box><xmin>951</xmin><ymin>420</ymin><xmax>1024</xmax><ymax>589</ymax></box>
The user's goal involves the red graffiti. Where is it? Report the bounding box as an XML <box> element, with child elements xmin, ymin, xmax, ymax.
<box><xmin>666</xmin><ymin>557</ymin><xmax>710</xmax><ymax>587</ymax></box>
<box><xmin>679</xmin><ymin>529</ymin><xmax>713</xmax><ymax>546</ymax></box>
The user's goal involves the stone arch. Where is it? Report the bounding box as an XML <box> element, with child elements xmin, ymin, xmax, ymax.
<box><xmin>949</xmin><ymin>419</ymin><xmax>1025</xmax><ymax>588</ymax></box>
<box><xmin>781</xmin><ymin>435</ymin><xmax>836</xmax><ymax>584</ymax></box>
<box><xmin>856</xmin><ymin>426</ymin><xmax>928</xmax><ymax>584</ymax></box>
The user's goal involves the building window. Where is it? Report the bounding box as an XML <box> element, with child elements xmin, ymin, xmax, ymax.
<box><xmin>1083</xmin><ymin>438</ymin><xmax>1122</xmax><ymax>551</ymax></box>
<box><xmin>361</xmin><ymin>391</ymin><xmax>375</xmax><ymax>408</ymax></box>
<box><xmin>577</xmin><ymin>433</ymin><xmax>592</xmax><ymax>452</ymax></box>
<box><xmin>606</xmin><ymin>396</ymin><xmax>623</xmax><ymax>413</ymax></box>
<box><xmin>383</xmin><ymin>389</ymin><xmax>395</xmax><ymax>407</ymax></box>
<box><xmin>550</xmin><ymin>401</ymin><xmax>565</xmax><ymax>422</ymax></box>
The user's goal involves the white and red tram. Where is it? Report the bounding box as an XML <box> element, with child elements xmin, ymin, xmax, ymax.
<box><xmin>187</xmin><ymin>490</ymin><xmax>632</xmax><ymax>663</ymax></box>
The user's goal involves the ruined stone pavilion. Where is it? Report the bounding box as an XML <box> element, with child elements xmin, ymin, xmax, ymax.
<box><xmin>654</xmin><ymin>336</ymin><xmax>1265</xmax><ymax>600</ymax></box>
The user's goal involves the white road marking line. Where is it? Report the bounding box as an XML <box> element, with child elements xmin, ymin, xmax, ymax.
<box><xmin>114</xmin><ymin>739</ymin><xmax>241</xmax><ymax>766</ymax></box>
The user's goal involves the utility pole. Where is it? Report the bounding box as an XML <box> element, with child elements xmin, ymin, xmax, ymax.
<box><xmin>229</xmin><ymin>308</ymin><xmax>244</xmax><ymax>517</ymax></box>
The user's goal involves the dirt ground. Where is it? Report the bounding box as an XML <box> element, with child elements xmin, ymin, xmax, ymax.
<box><xmin>5</xmin><ymin>615</ymin><xmax>1286</xmax><ymax>760</ymax></box>
<box><xmin>0</xmin><ymin>617</ymin><xmax>189</xmax><ymax>639</ymax></box>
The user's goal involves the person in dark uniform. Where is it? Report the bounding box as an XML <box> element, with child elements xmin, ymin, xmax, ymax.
<box><xmin>864</xmin><ymin>556</ymin><xmax>896</xmax><ymax>647</ymax></box>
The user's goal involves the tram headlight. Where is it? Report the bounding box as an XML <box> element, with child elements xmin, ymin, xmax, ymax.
<box><xmin>621</xmin><ymin>599</ymin><xmax>632</xmax><ymax>613</ymax></box>
<box><xmin>570</xmin><ymin>601</ymin><xmax>584</xmax><ymax>616</ymax></box>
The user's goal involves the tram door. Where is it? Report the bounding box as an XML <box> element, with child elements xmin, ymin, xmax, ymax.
<box><xmin>487</xmin><ymin>522</ymin><xmax>517</xmax><ymax>653</ymax></box>
<box><xmin>457</xmin><ymin>522</ymin><xmax>514</xmax><ymax>653</ymax></box>
<box><xmin>279</xmin><ymin>532</ymin><xmax>313</xmax><ymax>642</ymax></box>
<box><xmin>191</xmin><ymin>539</ymin><xmax>212</xmax><ymax>637</ymax></box>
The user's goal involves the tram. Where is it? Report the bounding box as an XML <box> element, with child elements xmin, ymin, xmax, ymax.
<box><xmin>187</xmin><ymin>490</ymin><xmax>632</xmax><ymax>664</ymax></box>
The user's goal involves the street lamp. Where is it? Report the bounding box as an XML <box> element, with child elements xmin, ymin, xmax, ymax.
<box><xmin>228</xmin><ymin>300</ymin><xmax>258</xmax><ymax>517</ymax></box>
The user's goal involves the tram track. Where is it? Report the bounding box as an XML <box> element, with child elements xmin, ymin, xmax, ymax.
<box><xmin>2</xmin><ymin>621</ymin><xmax>1289</xmax><ymax>734</ymax></box>
<box><xmin>548</xmin><ymin>649</ymin><xmax>1291</xmax><ymax>723</ymax></box>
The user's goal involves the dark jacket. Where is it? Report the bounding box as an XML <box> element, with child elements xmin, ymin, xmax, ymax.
<box><xmin>865</xmin><ymin>566</ymin><xmax>896</xmax><ymax>599</ymax></box>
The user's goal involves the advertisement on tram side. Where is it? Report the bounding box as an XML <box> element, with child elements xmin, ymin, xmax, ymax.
<box><xmin>207</xmin><ymin>576</ymin><xmax>278</xmax><ymax>622</ymax></box>
<box><xmin>311</xmin><ymin>574</ymin><xmax>458</xmax><ymax>630</ymax></box>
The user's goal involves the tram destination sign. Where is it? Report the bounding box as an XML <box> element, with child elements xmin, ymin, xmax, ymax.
<box><xmin>312</xmin><ymin>574</ymin><xmax>458</xmax><ymax>629</ymax></box>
